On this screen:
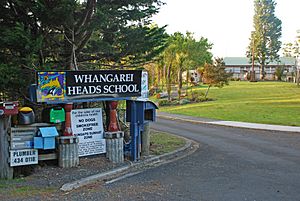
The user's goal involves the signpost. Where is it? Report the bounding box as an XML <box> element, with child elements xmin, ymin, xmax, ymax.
<box><xmin>71</xmin><ymin>108</ymin><xmax>105</xmax><ymax>156</ymax></box>
<box><xmin>37</xmin><ymin>70</ymin><xmax>142</xmax><ymax>103</ymax></box>
<box><xmin>10</xmin><ymin>149</ymin><xmax>38</xmax><ymax>167</ymax></box>
<box><xmin>32</xmin><ymin>69</ymin><xmax>155</xmax><ymax>162</ymax></box>
<box><xmin>138</xmin><ymin>71</ymin><xmax>149</xmax><ymax>100</ymax></box>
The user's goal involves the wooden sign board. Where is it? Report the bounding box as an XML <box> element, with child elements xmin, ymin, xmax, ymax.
<box><xmin>10</xmin><ymin>127</ymin><xmax>36</xmax><ymax>150</ymax></box>
<box><xmin>36</xmin><ymin>70</ymin><xmax>142</xmax><ymax>103</ymax></box>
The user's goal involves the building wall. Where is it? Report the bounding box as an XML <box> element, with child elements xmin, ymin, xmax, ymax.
<box><xmin>225</xmin><ymin>65</ymin><xmax>294</xmax><ymax>81</ymax></box>
<box><xmin>182</xmin><ymin>70</ymin><xmax>201</xmax><ymax>83</ymax></box>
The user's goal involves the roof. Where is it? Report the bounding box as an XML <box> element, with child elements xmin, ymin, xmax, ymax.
<box><xmin>38</xmin><ymin>127</ymin><xmax>59</xmax><ymax>137</ymax></box>
<box><xmin>224</xmin><ymin>57</ymin><xmax>296</xmax><ymax>66</ymax></box>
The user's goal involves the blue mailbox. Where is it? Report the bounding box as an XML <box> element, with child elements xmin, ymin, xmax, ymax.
<box><xmin>126</xmin><ymin>100</ymin><xmax>158</xmax><ymax>161</ymax></box>
<box><xmin>34</xmin><ymin>127</ymin><xmax>59</xmax><ymax>150</ymax></box>
<box><xmin>126</xmin><ymin>100</ymin><xmax>158</xmax><ymax>124</ymax></box>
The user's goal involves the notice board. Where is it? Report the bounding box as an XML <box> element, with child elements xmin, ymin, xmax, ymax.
<box><xmin>71</xmin><ymin>108</ymin><xmax>106</xmax><ymax>156</ymax></box>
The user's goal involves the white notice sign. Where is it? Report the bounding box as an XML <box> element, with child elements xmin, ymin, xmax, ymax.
<box><xmin>137</xmin><ymin>71</ymin><xmax>149</xmax><ymax>100</ymax></box>
<box><xmin>10</xmin><ymin>149</ymin><xmax>38</xmax><ymax>167</ymax></box>
<box><xmin>71</xmin><ymin>108</ymin><xmax>106</xmax><ymax>156</ymax></box>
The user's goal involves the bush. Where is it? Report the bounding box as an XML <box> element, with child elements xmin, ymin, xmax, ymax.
<box><xmin>170</xmin><ymin>100</ymin><xmax>180</xmax><ymax>105</ymax></box>
<box><xmin>158</xmin><ymin>99</ymin><xmax>170</xmax><ymax>106</ymax></box>
<box><xmin>179</xmin><ymin>99</ymin><xmax>190</xmax><ymax>105</ymax></box>
<box><xmin>230</xmin><ymin>77</ymin><xmax>241</xmax><ymax>81</ymax></box>
<box><xmin>188</xmin><ymin>90</ymin><xmax>205</xmax><ymax>102</ymax></box>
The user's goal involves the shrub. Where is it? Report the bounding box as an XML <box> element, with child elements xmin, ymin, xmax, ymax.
<box><xmin>158</xmin><ymin>99</ymin><xmax>170</xmax><ymax>106</ymax></box>
<box><xmin>188</xmin><ymin>90</ymin><xmax>205</xmax><ymax>102</ymax></box>
<box><xmin>179</xmin><ymin>99</ymin><xmax>190</xmax><ymax>105</ymax></box>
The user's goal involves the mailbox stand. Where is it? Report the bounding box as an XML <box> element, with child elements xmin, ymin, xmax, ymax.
<box><xmin>129</xmin><ymin>101</ymin><xmax>141</xmax><ymax>161</ymax></box>
<box><xmin>0</xmin><ymin>101</ymin><xmax>19</xmax><ymax>179</ymax></box>
<box><xmin>126</xmin><ymin>100</ymin><xmax>158</xmax><ymax>161</ymax></box>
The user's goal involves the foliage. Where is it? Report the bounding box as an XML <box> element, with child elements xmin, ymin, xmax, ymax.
<box><xmin>282</xmin><ymin>30</ymin><xmax>300</xmax><ymax>85</ymax></box>
<box><xmin>156</xmin><ymin>32</ymin><xmax>213</xmax><ymax>100</ymax></box>
<box><xmin>246</xmin><ymin>0</ymin><xmax>282</xmax><ymax>80</ymax></box>
<box><xmin>157</xmin><ymin>99</ymin><xmax>170</xmax><ymax>106</ymax></box>
<box><xmin>0</xmin><ymin>0</ymin><xmax>167</xmax><ymax>100</ymax></box>
<box><xmin>187</xmin><ymin>90</ymin><xmax>205</xmax><ymax>102</ymax></box>
<box><xmin>202</xmin><ymin>58</ymin><xmax>232</xmax><ymax>98</ymax></box>
<box><xmin>283</xmin><ymin>42</ymin><xmax>300</xmax><ymax>58</ymax></box>
<box><xmin>274</xmin><ymin>66</ymin><xmax>284</xmax><ymax>81</ymax></box>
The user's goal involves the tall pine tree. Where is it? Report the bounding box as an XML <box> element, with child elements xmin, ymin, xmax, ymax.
<box><xmin>246</xmin><ymin>0</ymin><xmax>282</xmax><ymax>80</ymax></box>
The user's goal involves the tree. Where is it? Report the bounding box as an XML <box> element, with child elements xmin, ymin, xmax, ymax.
<box><xmin>274</xmin><ymin>66</ymin><xmax>284</xmax><ymax>81</ymax></box>
<box><xmin>162</xmin><ymin>36</ymin><xmax>177</xmax><ymax>101</ymax></box>
<box><xmin>0</xmin><ymin>0</ymin><xmax>167</xmax><ymax>100</ymax></box>
<box><xmin>158</xmin><ymin>32</ymin><xmax>213</xmax><ymax>100</ymax></box>
<box><xmin>282</xmin><ymin>30</ymin><xmax>300</xmax><ymax>85</ymax></box>
<box><xmin>247</xmin><ymin>0</ymin><xmax>282</xmax><ymax>80</ymax></box>
<box><xmin>173</xmin><ymin>32</ymin><xmax>188</xmax><ymax>100</ymax></box>
<box><xmin>185</xmin><ymin>35</ymin><xmax>213</xmax><ymax>93</ymax></box>
<box><xmin>202</xmin><ymin>58</ymin><xmax>232</xmax><ymax>99</ymax></box>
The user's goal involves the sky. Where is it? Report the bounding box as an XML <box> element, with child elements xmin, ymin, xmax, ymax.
<box><xmin>151</xmin><ymin>0</ymin><xmax>300</xmax><ymax>58</ymax></box>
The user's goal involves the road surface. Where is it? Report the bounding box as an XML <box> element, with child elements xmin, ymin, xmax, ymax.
<box><xmin>37</xmin><ymin>117</ymin><xmax>300</xmax><ymax>201</ymax></box>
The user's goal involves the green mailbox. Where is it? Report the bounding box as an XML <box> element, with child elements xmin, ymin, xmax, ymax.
<box><xmin>42</xmin><ymin>106</ymin><xmax>65</xmax><ymax>123</ymax></box>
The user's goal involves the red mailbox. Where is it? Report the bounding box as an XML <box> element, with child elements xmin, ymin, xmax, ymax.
<box><xmin>0</xmin><ymin>101</ymin><xmax>19</xmax><ymax>116</ymax></box>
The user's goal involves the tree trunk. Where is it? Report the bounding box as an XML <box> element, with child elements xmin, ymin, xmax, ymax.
<box><xmin>178</xmin><ymin>66</ymin><xmax>183</xmax><ymax>100</ymax></box>
<box><xmin>186</xmin><ymin>70</ymin><xmax>189</xmax><ymax>96</ymax></box>
<box><xmin>204</xmin><ymin>85</ymin><xmax>211</xmax><ymax>99</ymax></box>
<box><xmin>157</xmin><ymin>67</ymin><xmax>161</xmax><ymax>88</ymax></box>
<box><xmin>297</xmin><ymin>69</ymin><xmax>300</xmax><ymax>86</ymax></box>
<box><xmin>260</xmin><ymin>63</ymin><xmax>265</xmax><ymax>80</ymax></box>
<box><xmin>162</xmin><ymin>64</ymin><xmax>166</xmax><ymax>91</ymax></box>
<box><xmin>167</xmin><ymin>63</ymin><xmax>172</xmax><ymax>101</ymax></box>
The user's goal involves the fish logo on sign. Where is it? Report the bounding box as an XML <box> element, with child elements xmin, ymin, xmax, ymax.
<box><xmin>38</xmin><ymin>72</ymin><xmax>66</xmax><ymax>102</ymax></box>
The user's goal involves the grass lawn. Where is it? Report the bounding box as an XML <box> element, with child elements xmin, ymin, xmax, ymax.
<box><xmin>150</xmin><ymin>131</ymin><xmax>186</xmax><ymax>155</ymax></box>
<box><xmin>160</xmin><ymin>81</ymin><xmax>300</xmax><ymax>126</ymax></box>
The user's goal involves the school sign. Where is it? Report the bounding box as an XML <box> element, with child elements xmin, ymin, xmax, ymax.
<box><xmin>37</xmin><ymin>70</ymin><xmax>142</xmax><ymax>103</ymax></box>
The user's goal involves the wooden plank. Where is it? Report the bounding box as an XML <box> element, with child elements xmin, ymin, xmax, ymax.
<box><xmin>10</xmin><ymin>141</ymin><xmax>33</xmax><ymax>150</ymax></box>
<box><xmin>16</xmin><ymin>123</ymin><xmax>63</xmax><ymax>132</ymax></box>
<box><xmin>38</xmin><ymin>153</ymin><xmax>57</xmax><ymax>161</ymax></box>
<box><xmin>10</xmin><ymin>127</ymin><xmax>35</xmax><ymax>150</ymax></box>
<box><xmin>0</xmin><ymin>116</ymin><xmax>14</xmax><ymax>179</ymax></box>
<box><xmin>11</xmin><ymin>136</ymin><xmax>33</xmax><ymax>141</ymax></box>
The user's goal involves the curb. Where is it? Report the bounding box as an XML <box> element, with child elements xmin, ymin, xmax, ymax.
<box><xmin>60</xmin><ymin>138</ymin><xmax>198</xmax><ymax>191</ymax></box>
<box><xmin>157</xmin><ymin>114</ymin><xmax>300</xmax><ymax>133</ymax></box>
<box><xmin>157</xmin><ymin>114</ymin><xmax>208</xmax><ymax>125</ymax></box>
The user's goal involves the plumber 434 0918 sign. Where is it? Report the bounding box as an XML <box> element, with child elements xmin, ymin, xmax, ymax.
<box><xmin>71</xmin><ymin>108</ymin><xmax>105</xmax><ymax>157</ymax></box>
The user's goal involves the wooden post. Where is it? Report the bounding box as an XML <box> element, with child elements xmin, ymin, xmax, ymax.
<box><xmin>108</xmin><ymin>101</ymin><xmax>119</xmax><ymax>132</ymax></box>
<box><xmin>0</xmin><ymin>116</ymin><xmax>13</xmax><ymax>179</ymax></box>
<box><xmin>141</xmin><ymin>122</ymin><xmax>150</xmax><ymax>156</ymax></box>
<box><xmin>63</xmin><ymin>103</ymin><xmax>73</xmax><ymax>136</ymax></box>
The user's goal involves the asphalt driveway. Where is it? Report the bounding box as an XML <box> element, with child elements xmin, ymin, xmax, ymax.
<box><xmin>10</xmin><ymin>116</ymin><xmax>300</xmax><ymax>201</ymax></box>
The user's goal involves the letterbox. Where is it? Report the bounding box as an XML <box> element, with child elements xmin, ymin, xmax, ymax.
<box><xmin>0</xmin><ymin>101</ymin><xmax>19</xmax><ymax>116</ymax></box>
<box><xmin>126</xmin><ymin>100</ymin><xmax>158</xmax><ymax>123</ymax></box>
<box><xmin>144</xmin><ymin>101</ymin><xmax>158</xmax><ymax>122</ymax></box>
<box><xmin>42</xmin><ymin>106</ymin><xmax>65</xmax><ymax>123</ymax></box>
<box><xmin>18</xmin><ymin>107</ymin><xmax>35</xmax><ymax>125</ymax></box>
<box><xmin>34</xmin><ymin>127</ymin><xmax>59</xmax><ymax>150</ymax></box>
